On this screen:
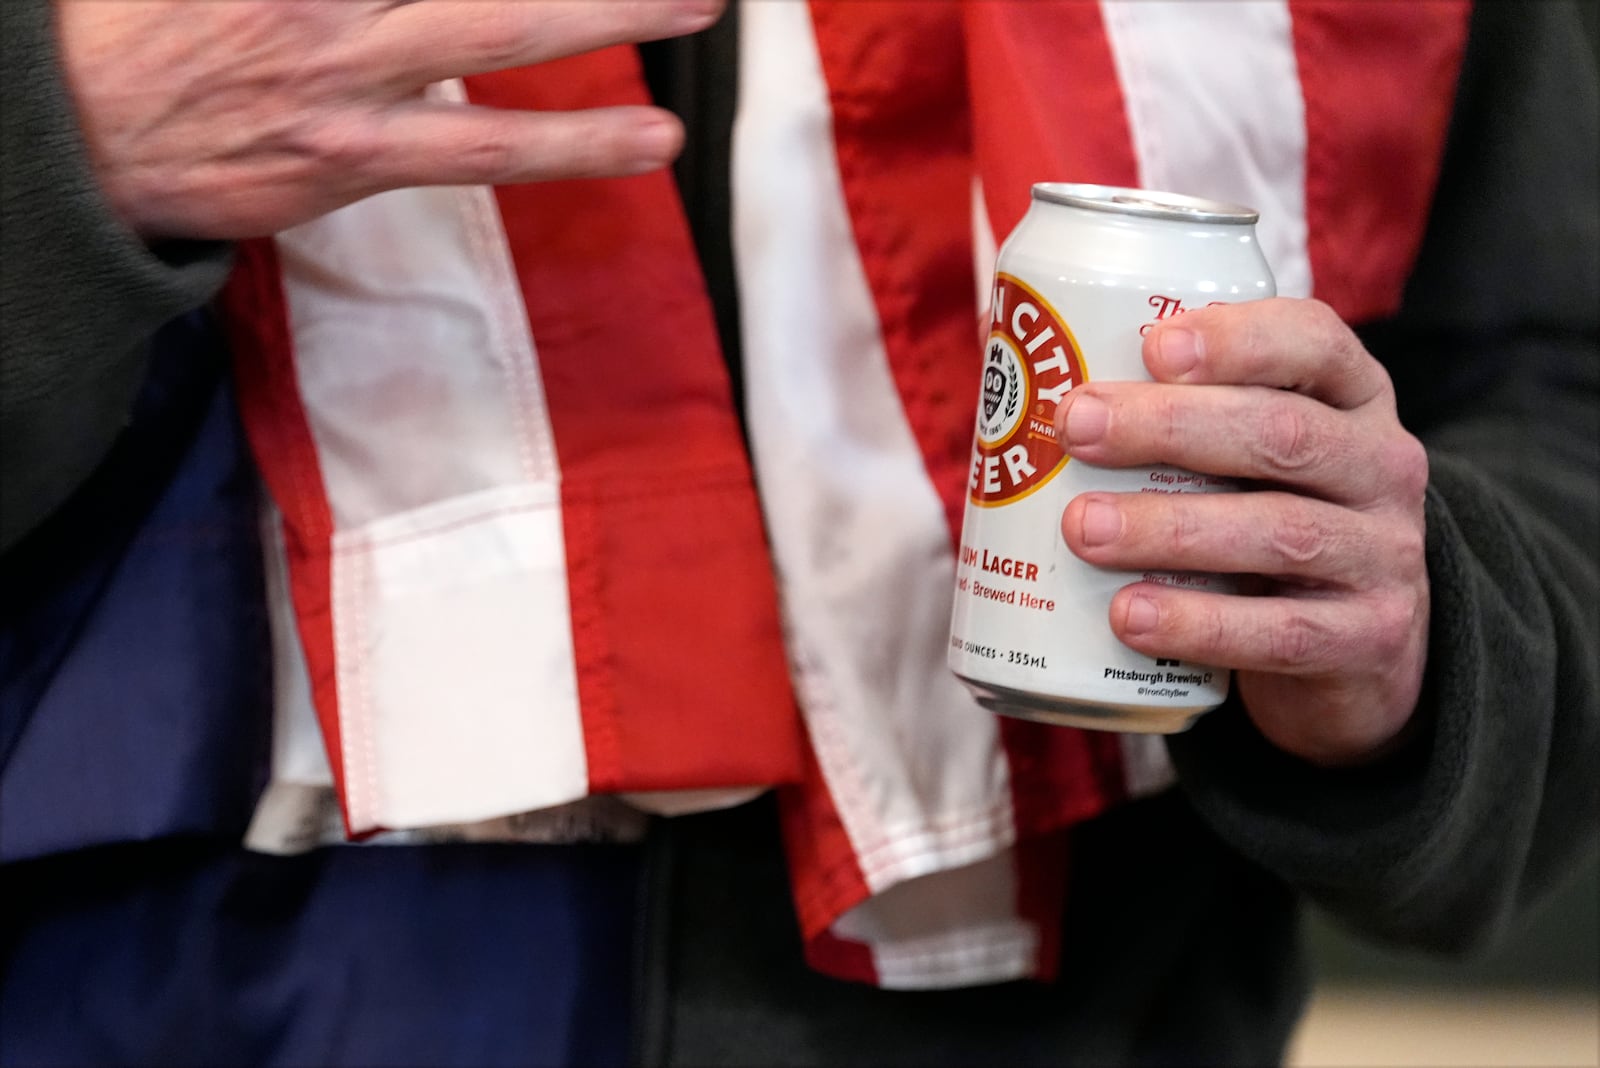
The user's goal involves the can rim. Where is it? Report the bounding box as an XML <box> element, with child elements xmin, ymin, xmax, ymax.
<box><xmin>1032</xmin><ymin>183</ymin><xmax>1259</xmax><ymax>225</ymax></box>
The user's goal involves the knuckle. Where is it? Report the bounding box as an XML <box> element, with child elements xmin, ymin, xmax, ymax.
<box><xmin>1141</xmin><ymin>390</ymin><xmax>1185</xmax><ymax>455</ymax></box>
<box><xmin>1266</xmin><ymin>613</ymin><xmax>1330</xmax><ymax>670</ymax></box>
<box><xmin>1370</xmin><ymin>371</ymin><xmax>1401</xmax><ymax>411</ymax></box>
<box><xmin>1388</xmin><ymin>518</ymin><xmax>1428</xmax><ymax>578</ymax></box>
<box><xmin>451</xmin><ymin>131</ymin><xmax>519</xmax><ymax>183</ymax></box>
<box><xmin>462</xmin><ymin>12</ymin><xmax>530</xmax><ymax>73</ymax></box>
<box><xmin>1266</xmin><ymin>509</ymin><xmax>1326</xmax><ymax>569</ymax></box>
<box><xmin>1382</xmin><ymin>433</ymin><xmax>1431</xmax><ymax>501</ymax></box>
<box><xmin>1306</xmin><ymin>299</ymin><xmax>1369</xmax><ymax>381</ymax></box>
<box><xmin>1304</xmin><ymin>298</ymin><xmax>1345</xmax><ymax>338</ymax></box>
<box><xmin>295</xmin><ymin>114</ymin><xmax>384</xmax><ymax>176</ymax></box>
<box><xmin>1256</xmin><ymin>400</ymin><xmax>1317</xmax><ymax>475</ymax></box>
<box><xmin>1304</xmin><ymin>299</ymin><xmax>1354</xmax><ymax>355</ymax></box>
<box><xmin>1365</xmin><ymin>595</ymin><xmax>1419</xmax><ymax>663</ymax></box>
<box><xmin>1162</xmin><ymin>499</ymin><xmax>1205</xmax><ymax>558</ymax></box>
<box><xmin>1202</xmin><ymin>606</ymin><xmax>1235</xmax><ymax>658</ymax></box>
<box><xmin>1220</xmin><ymin>307</ymin><xmax>1271</xmax><ymax>371</ymax></box>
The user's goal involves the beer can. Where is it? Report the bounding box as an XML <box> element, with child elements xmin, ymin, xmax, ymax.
<box><xmin>948</xmin><ymin>183</ymin><xmax>1275</xmax><ymax>733</ymax></box>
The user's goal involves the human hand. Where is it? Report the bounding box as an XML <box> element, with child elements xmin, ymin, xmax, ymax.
<box><xmin>1054</xmin><ymin>299</ymin><xmax>1431</xmax><ymax>766</ymax></box>
<box><xmin>55</xmin><ymin>0</ymin><xmax>722</xmax><ymax>240</ymax></box>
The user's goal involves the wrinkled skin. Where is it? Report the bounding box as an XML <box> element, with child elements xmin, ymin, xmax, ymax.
<box><xmin>1056</xmin><ymin>298</ymin><xmax>1431</xmax><ymax>767</ymax></box>
<box><xmin>54</xmin><ymin>0</ymin><xmax>724</xmax><ymax>240</ymax></box>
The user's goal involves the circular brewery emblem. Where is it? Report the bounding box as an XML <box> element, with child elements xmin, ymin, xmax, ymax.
<box><xmin>970</xmin><ymin>273</ymin><xmax>1088</xmax><ymax>506</ymax></box>
<box><xmin>976</xmin><ymin>337</ymin><xmax>1027</xmax><ymax>447</ymax></box>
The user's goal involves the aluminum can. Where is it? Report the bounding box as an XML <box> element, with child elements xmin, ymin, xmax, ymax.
<box><xmin>948</xmin><ymin>183</ymin><xmax>1275</xmax><ymax>733</ymax></box>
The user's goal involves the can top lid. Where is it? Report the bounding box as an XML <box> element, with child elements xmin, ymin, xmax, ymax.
<box><xmin>1032</xmin><ymin>183</ymin><xmax>1259</xmax><ymax>224</ymax></box>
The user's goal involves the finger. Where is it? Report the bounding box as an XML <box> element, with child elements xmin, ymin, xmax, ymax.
<box><xmin>1061</xmin><ymin>490</ymin><xmax>1416</xmax><ymax>587</ymax></box>
<box><xmin>359</xmin><ymin>102</ymin><xmax>685</xmax><ymax>188</ymax></box>
<box><xmin>371</xmin><ymin>0</ymin><xmax>724</xmax><ymax>86</ymax></box>
<box><xmin>1143</xmin><ymin>297</ymin><xmax>1392</xmax><ymax>412</ymax></box>
<box><xmin>1107</xmin><ymin>584</ymin><xmax>1418</xmax><ymax>678</ymax></box>
<box><xmin>1055</xmin><ymin>382</ymin><xmax>1413</xmax><ymax>504</ymax></box>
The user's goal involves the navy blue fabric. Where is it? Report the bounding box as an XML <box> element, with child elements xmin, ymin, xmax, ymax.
<box><xmin>0</xmin><ymin>315</ymin><xmax>645</xmax><ymax>1066</ymax></box>
<box><xmin>1</xmin><ymin>840</ymin><xmax>641</xmax><ymax>1068</ymax></box>
<box><xmin>0</xmin><ymin>311</ymin><xmax>272</xmax><ymax>860</ymax></box>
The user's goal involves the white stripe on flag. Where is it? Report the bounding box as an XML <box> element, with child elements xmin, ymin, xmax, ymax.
<box><xmin>829</xmin><ymin>853</ymin><xmax>1037</xmax><ymax>990</ymax></box>
<box><xmin>736</xmin><ymin>0</ymin><xmax>1033</xmax><ymax>986</ymax></box>
<box><xmin>271</xmin><ymin>88</ymin><xmax>589</xmax><ymax>831</ymax></box>
<box><xmin>1101</xmin><ymin>0</ymin><xmax>1313</xmax><ymax>299</ymax></box>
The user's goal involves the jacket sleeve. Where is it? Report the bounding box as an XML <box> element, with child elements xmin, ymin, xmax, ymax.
<box><xmin>0</xmin><ymin>0</ymin><xmax>232</xmax><ymax>552</ymax></box>
<box><xmin>1167</xmin><ymin>0</ymin><xmax>1600</xmax><ymax>954</ymax></box>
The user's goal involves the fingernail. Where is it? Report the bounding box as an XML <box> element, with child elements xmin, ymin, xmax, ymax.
<box><xmin>632</xmin><ymin>117</ymin><xmax>683</xmax><ymax>170</ymax></box>
<box><xmin>675</xmin><ymin>0</ymin><xmax>726</xmax><ymax>31</ymax></box>
<box><xmin>1158</xmin><ymin>329</ymin><xmax>1201</xmax><ymax>377</ymax></box>
<box><xmin>1059</xmin><ymin>393</ymin><xmax>1108</xmax><ymax>446</ymax></box>
<box><xmin>1123</xmin><ymin>595</ymin><xmax>1160</xmax><ymax>634</ymax></box>
<box><xmin>1080</xmin><ymin>499</ymin><xmax>1122</xmax><ymax>546</ymax></box>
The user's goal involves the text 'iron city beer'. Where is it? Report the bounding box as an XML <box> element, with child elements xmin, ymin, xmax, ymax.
<box><xmin>949</xmin><ymin>184</ymin><xmax>1276</xmax><ymax>733</ymax></box>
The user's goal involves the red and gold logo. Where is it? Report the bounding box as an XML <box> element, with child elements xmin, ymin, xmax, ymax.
<box><xmin>969</xmin><ymin>273</ymin><xmax>1087</xmax><ymax>506</ymax></box>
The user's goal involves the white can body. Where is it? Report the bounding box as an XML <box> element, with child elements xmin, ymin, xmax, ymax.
<box><xmin>948</xmin><ymin>184</ymin><xmax>1276</xmax><ymax>733</ymax></box>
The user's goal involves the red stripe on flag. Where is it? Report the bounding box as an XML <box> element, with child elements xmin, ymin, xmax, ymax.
<box><xmin>220</xmin><ymin>240</ymin><xmax>353</xmax><ymax>829</ymax></box>
<box><xmin>810</xmin><ymin>0</ymin><xmax>985</xmax><ymax>545</ymax></box>
<box><xmin>465</xmin><ymin>55</ymin><xmax>803</xmax><ymax>794</ymax></box>
<box><xmin>779</xmin><ymin>743</ymin><xmax>874</xmax><ymax>960</ymax></box>
<box><xmin>1288</xmin><ymin>0</ymin><xmax>1471</xmax><ymax>323</ymax></box>
<box><xmin>963</xmin><ymin>0</ymin><xmax>1142</xmax><ymax>238</ymax></box>
<box><xmin>804</xmin><ymin>930</ymin><xmax>881</xmax><ymax>987</ymax></box>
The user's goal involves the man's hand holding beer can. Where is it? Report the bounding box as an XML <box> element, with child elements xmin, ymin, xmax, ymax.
<box><xmin>1056</xmin><ymin>298</ymin><xmax>1432</xmax><ymax>768</ymax></box>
